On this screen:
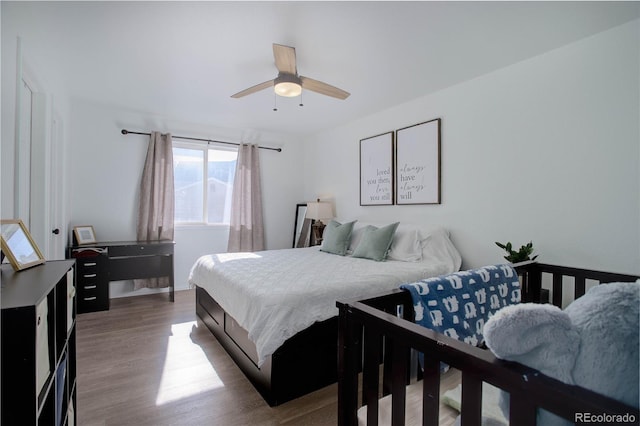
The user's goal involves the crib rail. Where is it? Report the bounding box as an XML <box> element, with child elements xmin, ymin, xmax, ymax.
<box><xmin>337</xmin><ymin>262</ymin><xmax>639</xmax><ymax>426</ymax></box>
<box><xmin>338</xmin><ymin>300</ymin><xmax>639</xmax><ymax>426</ymax></box>
<box><xmin>515</xmin><ymin>261</ymin><xmax>638</xmax><ymax>304</ymax></box>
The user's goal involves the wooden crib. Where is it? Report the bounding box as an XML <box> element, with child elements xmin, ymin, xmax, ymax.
<box><xmin>337</xmin><ymin>261</ymin><xmax>639</xmax><ymax>426</ymax></box>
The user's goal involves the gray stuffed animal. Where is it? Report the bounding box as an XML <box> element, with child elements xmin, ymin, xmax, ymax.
<box><xmin>484</xmin><ymin>280</ymin><xmax>639</xmax><ymax>425</ymax></box>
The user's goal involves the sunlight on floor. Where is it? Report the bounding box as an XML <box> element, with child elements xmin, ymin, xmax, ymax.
<box><xmin>155</xmin><ymin>321</ymin><xmax>225</xmax><ymax>405</ymax></box>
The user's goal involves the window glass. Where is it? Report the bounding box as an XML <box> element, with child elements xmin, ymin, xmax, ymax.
<box><xmin>207</xmin><ymin>149</ymin><xmax>237</xmax><ymax>223</ymax></box>
<box><xmin>173</xmin><ymin>145</ymin><xmax>237</xmax><ymax>224</ymax></box>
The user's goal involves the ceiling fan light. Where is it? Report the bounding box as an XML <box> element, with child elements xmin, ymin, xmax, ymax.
<box><xmin>274</xmin><ymin>81</ymin><xmax>302</xmax><ymax>97</ymax></box>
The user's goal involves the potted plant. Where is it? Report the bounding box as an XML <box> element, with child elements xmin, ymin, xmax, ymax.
<box><xmin>495</xmin><ymin>241</ymin><xmax>538</xmax><ymax>263</ymax></box>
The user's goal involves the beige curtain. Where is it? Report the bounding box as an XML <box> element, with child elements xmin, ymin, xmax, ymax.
<box><xmin>227</xmin><ymin>143</ymin><xmax>264</xmax><ymax>252</ymax></box>
<box><xmin>135</xmin><ymin>131</ymin><xmax>174</xmax><ymax>289</ymax></box>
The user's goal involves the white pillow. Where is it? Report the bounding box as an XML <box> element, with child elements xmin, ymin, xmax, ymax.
<box><xmin>346</xmin><ymin>222</ymin><xmax>422</xmax><ymax>262</ymax></box>
<box><xmin>420</xmin><ymin>227</ymin><xmax>462</xmax><ymax>273</ymax></box>
<box><xmin>387</xmin><ymin>225</ymin><xmax>422</xmax><ymax>262</ymax></box>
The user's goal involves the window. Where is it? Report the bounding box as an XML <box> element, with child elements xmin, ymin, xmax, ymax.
<box><xmin>173</xmin><ymin>144</ymin><xmax>237</xmax><ymax>224</ymax></box>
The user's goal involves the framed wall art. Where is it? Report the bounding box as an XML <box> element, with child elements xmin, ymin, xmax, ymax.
<box><xmin>360</xmin><ymin>131</ymin><xmax>394</xmax><ymax>206</ymax></box>
<box><xmin>395</xmin><ymin>118</ymin><xmax>441</xmax><ymax>205</ymax></box>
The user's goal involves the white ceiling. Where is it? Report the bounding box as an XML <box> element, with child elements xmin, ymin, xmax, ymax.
<box><xmin>4</xmin><ymin>1</ymin><xmax>639</xmax><ymax>136</ymax></box>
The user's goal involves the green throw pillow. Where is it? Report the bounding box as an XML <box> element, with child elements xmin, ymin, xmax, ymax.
<box><xmin>320</xmin><ymin>220</ymin><xmax>356</xmax><ymax>256</ymax></box>
<box><xmin>352</xmin><ymin>222</ymin><xmax>400</xmax><ymax>261</ymax></box>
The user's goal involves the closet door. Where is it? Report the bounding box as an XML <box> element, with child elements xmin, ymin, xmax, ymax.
<box><xmin>18</xmin><ymin>71</ymin><xmax>65</xmax><ymax>260</ymax></box>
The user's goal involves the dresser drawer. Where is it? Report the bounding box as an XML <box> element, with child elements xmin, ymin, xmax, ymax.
<box><xmin>76</xmin><ymin>264</ymin><xmax>101</xmax><ymax>283</ymax></box>
<box><xmin>72</xmin><ymin>251</ymin><xmax>107</xmax><ymax>279</ymax></box>
<box><xmin>76</xmin><ymin>258</ymin><xmax>100</xmax><ymax>271</ymax></box>
<box><xmin>77</xmin><ymin>293</ymin><xmax>109</xmax><ymax>313</ymax></box>
<box><xmin>75</xmin><ymin>259</ymin><xmax>108</xmax><ymax>314</ymax></box>
<box><xmin>108</xmin><ymin>243</ymin><xmax>173</xmax><ymax>257</ymax></box>
<box><xmin>76</xmin><ymin>280</ymin><xmax>108</xmax><ymax>313</ymax></box>
<box><xmin>77</xmin><ymin>281</ymin><xmax>101</xmax><ymax>297</ymax></box>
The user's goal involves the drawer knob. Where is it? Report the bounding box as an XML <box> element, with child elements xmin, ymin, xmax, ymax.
<box><xmin>84</xmin><ymin>297</ymin><xmax>97</xmax><ymax>301</ymax></box>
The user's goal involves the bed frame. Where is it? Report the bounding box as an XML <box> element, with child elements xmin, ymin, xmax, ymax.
<box><xmin>337</xmin><ymin>262</ymin><xmax>639</xmax><ymax>425</ymax></box>
<box><xmin>195</xmin><ymin>286</ymin><xmax>339</xmax><ymax>406</ymax></box>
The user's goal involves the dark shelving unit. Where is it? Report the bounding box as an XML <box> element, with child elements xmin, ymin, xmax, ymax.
<box><xmin>1</xmin><ymin>260</ymin><xmax>76</xmax><ymax>425</ymax></box>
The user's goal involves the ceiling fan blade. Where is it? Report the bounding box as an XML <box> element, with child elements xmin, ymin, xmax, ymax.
<box><xmin>300</xmin><ymin>76</ymin><xmax>350</xmax><ymax>100</ymax></box>
<box><xmin>231</xmin><ymin>80</ymin><xmax>274</xmax><ymax>98</ymax></box>
<box><xmin>273</xmin><ymin>43</ymin><xmax>297</xmax><ymax>75</ymax></box>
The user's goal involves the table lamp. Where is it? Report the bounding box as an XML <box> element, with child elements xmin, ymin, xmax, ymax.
<box><xmin>305</xmin><ymin>199</ymin><xmax>333</xmax><ymax>245</ymax></box>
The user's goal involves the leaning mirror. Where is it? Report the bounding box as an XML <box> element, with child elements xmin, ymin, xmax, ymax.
<box><xmin>1</xmin><ymin>219</ymin><xmax>46</xmax><ymax>271</ymax></box>
<box><xmin>293</xmin><ymin>203</ymin><xmax>312</xmax><ymax>248</ymax></box>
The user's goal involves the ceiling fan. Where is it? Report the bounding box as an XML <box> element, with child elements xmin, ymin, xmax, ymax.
<box><xmin>231</xmin><ymin>43</ymin><xmax>350</xmax><ymax>100</ymax></box>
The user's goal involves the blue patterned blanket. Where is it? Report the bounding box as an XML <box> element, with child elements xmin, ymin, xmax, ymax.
<box><xmin>400</xmin><ymin>264</ymin><xmax>521</xmax><ymax>346</ymax></box>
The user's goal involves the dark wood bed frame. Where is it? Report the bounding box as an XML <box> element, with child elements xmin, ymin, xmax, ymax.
<box><xmin>337</xmin><ymin>262</ymin><xmax>640</xmax><ymax>425</ymax></box>
<box><xmin>195</xmin><ymin>286</ymin><xmax>339</xmax><ymax>406</ymax></box>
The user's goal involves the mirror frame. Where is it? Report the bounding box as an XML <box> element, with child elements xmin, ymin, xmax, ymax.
<box><xmin>1</xmin><ymin>219</ymin><xmax>46</xmax><ymax>271</ymax></box>
<box><xmin>293</xmin><ymin>203</ymin><xmax>312</xmax><ymax>248</ymax></box>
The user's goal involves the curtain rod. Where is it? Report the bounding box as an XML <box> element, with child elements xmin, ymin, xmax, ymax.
<box><xmin>121</xmin><ymin>129</ymin><xmax>282</xmax><ymax>152</ymax></box>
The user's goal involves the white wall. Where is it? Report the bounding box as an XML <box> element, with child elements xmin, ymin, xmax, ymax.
<box><xmin>69</xmin><ymin>99</ymin><xmax>305</xmax><ymax>295</ymax></box>
<box><xmin>1</xmin><ymin>32</ymin><xmax>21</xmax><ymax>219</ymax></box>
<box><xmin>304</xmin><ymin>20</ymin><xmax>640</xmax><ymax>274</ymax></box>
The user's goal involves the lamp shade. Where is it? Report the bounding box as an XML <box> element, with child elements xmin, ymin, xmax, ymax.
<box><xmin>306</xmin><ymin>201</ymin><xmax>333</xmax><ymax>221</ymax></box>
<box><xmin>274</xmin><ymin>81</ymin><xmax>302</xmax><ymax>97</ymax></box>
<box><xmin>274</xmin><ymin>73</ymin><xmax>302</xmax><ymax>97</ymax></box>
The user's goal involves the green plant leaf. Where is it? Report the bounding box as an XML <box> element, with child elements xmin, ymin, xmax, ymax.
<box><xmin>496</xmin><ymin>240</ymin><xmax>537</xmax><ymax>263</ymax></box>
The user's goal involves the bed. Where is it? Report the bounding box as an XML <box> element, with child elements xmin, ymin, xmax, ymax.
<box><xmin>189</xmin><ymin>223</ymin><xmax>462</xmax><ymax>406</ymax></box>
<box><xmin>337</xmin><ymin>262</ymin><xmax>640</xmax><ymax>425</ymax></box>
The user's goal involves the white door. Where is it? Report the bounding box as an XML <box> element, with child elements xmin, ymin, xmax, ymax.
<box><xmin>18</xmin><ymin>74</ymin><xmax>65</xmax><ymax>260</ymax></box>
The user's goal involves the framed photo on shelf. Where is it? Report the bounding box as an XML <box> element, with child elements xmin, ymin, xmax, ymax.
<box><xmin>73</xmin><ymin>225</ymin><xmax>97</xmax><ymax>245</ymax></box>
<box><xmin>395</xmin><ymin>118</ymin><xmax>441</xmax><ymax>205</ymax></box>
<box><xmin>360</xmin><ymin>131</ymin><xmax>394</xmax><ymax>206</ymax></box>
<box><xmin>0</xmin><ymin>219</ymin><xmax>46</xmax><ymax>271</ymax></box>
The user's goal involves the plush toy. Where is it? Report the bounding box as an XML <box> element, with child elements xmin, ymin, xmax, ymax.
<box><xmin>483</xmin><ymin>280</ymin><xmax>640</xmax><ymax>426</ymax></box>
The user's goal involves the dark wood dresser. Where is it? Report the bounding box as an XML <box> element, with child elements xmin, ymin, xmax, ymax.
<box><xmin>67</xmin><ymin>240</ymin><xmax>175</xmax><ymax>313</ymax></box>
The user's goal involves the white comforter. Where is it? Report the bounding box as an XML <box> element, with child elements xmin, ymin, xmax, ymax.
<box><xmin>189</xmin><ymin>247</ymin><xmax>455</xmax><ymax>366</ymax></box>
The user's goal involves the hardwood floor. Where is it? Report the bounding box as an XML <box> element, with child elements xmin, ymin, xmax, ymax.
<box><xmin>76</xmin><ymin>290</ymin><xmax>460</xmax><ymax>425</ymax></box>
<box><xmin>76</xmin><ymin>290</ymin><xmax>337</xmax><ymax>426</ymax></box>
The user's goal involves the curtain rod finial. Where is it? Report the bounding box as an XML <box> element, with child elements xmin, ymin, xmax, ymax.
<box><xmin>121</xmin><ymin>129</ymin><xmax>129</xmax><ymax>135</ymax></box>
